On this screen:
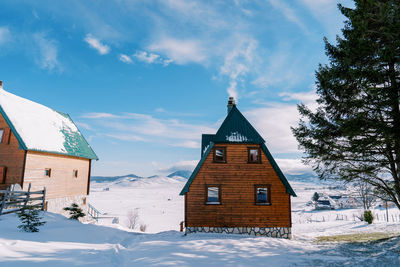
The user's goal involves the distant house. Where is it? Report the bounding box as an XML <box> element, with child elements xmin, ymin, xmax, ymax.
<box><xmin>315</xmin><ymin>200</ymin><xmax>333</xmax><ymax>210</ymax></box>
<box><xmin>180</xmin><ymin>97</ymin><xmax>296</xmax><ymax>238</ymax></box>
<box><xmin>0</xmin><ymin>82</ymin><xmax>98</xmax><ymax>212</ymax></box>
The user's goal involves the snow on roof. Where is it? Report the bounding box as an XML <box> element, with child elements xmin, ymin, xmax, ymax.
<box><xmin>0</xmin><ymin>88</ymin><xmax>98</xmax><ymax>160</ymax></box>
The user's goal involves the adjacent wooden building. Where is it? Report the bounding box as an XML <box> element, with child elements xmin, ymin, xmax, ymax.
<box><xmin>0</xmin><ymin>82</ymin><xmax>98</xmax><ymax>212</ymax></box>
<box><xmin>180</xmin><ymin>97</ymin><xmax>296</xmax><ymax>238</ymax></box>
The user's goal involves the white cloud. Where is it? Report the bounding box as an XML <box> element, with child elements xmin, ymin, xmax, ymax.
<box><xmin>279</xmin><ymin>90</ymin><xmax>317</xmax><ymax>103</ymax></box>
<box><xmin>82</xmin><ymin>111</ymin><xmax>216</xmax><ymax>148</ymax></box>
<box><xmin>0</xmin><ymin>27</ymin><xmax>11</xmax><ymax>45</ymax></box>
<box><xmin>158</xmin><ymin>160</ymin><xmax>197</xmax><ymax>173</ymax></box>
<box><xmin>244</xmin><ymin>90</ymin><xmax>316</xmax><ymax>154</ymax></box>
<box><xmin>299</xmin><ymin>0</ymin><xmax>354</xmax><ymax>39</ymax></box>
<box><xmin>134</xmin><ymin>50</ymin><xmax>159</xmax><ymax>63</ymax></box>
<box><xmin>268</xmin><ymin>0</ymin><xmax>309</xmax><ymax>34</ymax></box>
<box><xmin>251</xmin><ymin>44</ymin><xmax>306</xmax><ymax>90</ymax></box>
<box><xmin>33</xmin><ymin>33</ymin><xmax>61</xmax><ymax>71</ymax></box>
<box><xmin>84</xmin><ymin>34</ymin><xmax>110</xmax><ymax>55</ymax></box>
<box><xmin>75</xmin><ymin>122</ymin><xmax>92</xmax><ymax>130</ymax></box>
<box><xmin>220</xmin><ymin>38</ymin><xmax>257</xmax><ymax>100</ymax></box>
<box><xmin>119</xmin><ymin>54</ymin><xmax>132</xmax><ymax>63</ymax></box>
<box><xmin>132</xmin><ymin>50</ymin><xmax>173</xmax><ymax>66</ymax></box>
<box><xmin>148</xmin><ymin>38</ymin><xmax>206</xmax><ymax>65</ymax></box>
<box><xmin>82</xmin><ymin>112</ymin><xmax>122</xmax><ymax>119</ymax></box>
<box><xmin>171</xmin><ymin>140</ymin><xmax>200</xmax><ymax>149</ymax></box>
<box><xmin>275</xmin><ymin>158</ymin><xmax>313</xmax><ymax>175</ymax></box>
<box><xmin>105</xmin><ymin>133</ymin><xmax>145</xmax><ymax>142</ymax></box>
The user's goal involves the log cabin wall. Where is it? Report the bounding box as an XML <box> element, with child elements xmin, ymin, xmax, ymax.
<box><xmin>0</xmin><ymin>112</ymin><xmax>25</xmax><ymax>190</ymax></box>
<box><xmin>186</xmin><ymin>143</ymin><xmax>291</xmax><ymax>228</ymax></box>
<box><xmin>23</xmin><ymin>151</ymin><xmax>90</xmax><ymax>199</ymax></box>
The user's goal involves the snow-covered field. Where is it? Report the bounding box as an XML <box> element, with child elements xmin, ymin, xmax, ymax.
<box><xmin>1</xmin><ymin>175</ymin><xmax>400</xmax><ymax>266</ymax></box>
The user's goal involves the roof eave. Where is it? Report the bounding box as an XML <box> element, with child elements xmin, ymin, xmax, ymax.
<box><xmin>180</xmin><ymin>142</ymin><xmax>215</xmax><ymax>195</ymax></box>
<box><xmin>260</xmin><ymin>143</ymin><xmax>296</xmax><ymax>197</ymax></box>
<box><xmin>0</xmin><ymin>105</ymin><xmax>27</xmax><ymax>150</ymax></box>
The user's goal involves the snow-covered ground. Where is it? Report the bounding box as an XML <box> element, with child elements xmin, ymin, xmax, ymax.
<box><xmin>1</xmin><ymin>175</ymin><xmax>400</xmax><ymax>266</ymax></box>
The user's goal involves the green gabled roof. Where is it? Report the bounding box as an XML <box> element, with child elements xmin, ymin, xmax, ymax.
<box><xmin>180</xmin><ymin>142</ymin><xmax>214</xmax><ymax>195</ymax></box>
<box><xmin>181</xmin><ymin>103</ymin><xmax>296</xmax><ymax>197</ymax></box>
<box><xmin>56</xmin><ymin>112</ymin><xmax>99</xmax><ymax>160</ymax></box>
<box><xmin>213</xmin><ymin>105</ymin><xmax>265</xmax><ymax>143</ymax></box>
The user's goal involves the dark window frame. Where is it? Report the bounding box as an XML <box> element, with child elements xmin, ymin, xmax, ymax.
<box><xmin>205</xmin><ymin>184</ymin><xmax>222</xmax><ymax>205</ymax></box>
<box><xmin>45</xmin><ymin>168</ymin><xmax>52</xmax><ymax>178</ymax></box>
<box><xmin>248</xmin><ymin>147</ymin><xmax>261</xmax><ymax>164</ymax></box>
<box><xmin>213</xmin><ymin>146</ymin><xmax>227</xmax><ymax>163</ymax></box>
<box><xmin>0</xmin><ymin>128</ymin><xmax>3</xmax><ymax>143</ymax></box>
<box><xmin>254</xmin><ymin>184</ymin><xmax>271</xmax><ymax>205</ymax></box>
<box><xmin>73</xmin><ymin>169</ymin><xmax>78</xmax><ymax>178</ymax></box>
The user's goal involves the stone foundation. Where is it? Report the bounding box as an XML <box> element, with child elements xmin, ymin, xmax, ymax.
<box><xmin>186</xmin><ymin>226</ymin><xmax>291</xmax><ymax>239</ymax></box>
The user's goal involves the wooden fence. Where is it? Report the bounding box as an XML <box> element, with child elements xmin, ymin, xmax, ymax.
<box><xmin>0</xmin><ymin>183</ymin><xmax>46</xmax><ymax>216</ymax></box>
<box><xmin>295</xmin><ymin>211</ymin><xmax>400</xmax><ymax>224</ymax></box>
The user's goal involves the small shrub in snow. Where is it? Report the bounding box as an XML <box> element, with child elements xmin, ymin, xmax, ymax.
<box><xmin>126</xmin><ymin>208</ymin><xmax>139</xmax><ymax>229</ymax></box>
<box><xmin>63</xmin><ymin>203</ymin><xmax>85</xmax><ymax>220</ymax></box>
<box><xmin>364</xmin><ymin>210</ymin><xmax>373</xmax><ymax>224</ymax></box>
<box><xmin>140</xmin><ymin>223</ymin><xmax>147</xmax><ymax>232</ymax></box>
<box><xmin>17</xmin><ymin>206</ymin><xmax>46</xmax><ymax>232</ymax></box>
<box><xmin>312</xmin><ymin>192</ymin><xmax>319</xmax><ymax>202</ymax></box>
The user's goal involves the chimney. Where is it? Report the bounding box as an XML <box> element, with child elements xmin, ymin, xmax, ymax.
<box><xmin>0</xmin><ymin>81</ymin><xmax>2</xmax><ymax>90</ymax></box>
<box><xmin>227</xmin><ymin>96</ymin><xmax>236</xmax><ymax>114</ymax></box>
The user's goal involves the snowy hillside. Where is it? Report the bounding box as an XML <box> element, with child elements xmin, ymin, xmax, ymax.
<box><xmin>87</xmin><ymin>175</ymin><xmax>186</xmax><ymax>233</ymax></box>
<box><xmin>2</xmin><ymin>172</ymin><xmax>400</xmax><ymax>266</ymax></box>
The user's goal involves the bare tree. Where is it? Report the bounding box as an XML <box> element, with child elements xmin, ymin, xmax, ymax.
<box><xmin>352</xmin><ymin>179</ymin><xmax>376</xmax><ymax>210</ymax></box>
<box><xmin>126</xmin><ymin>208</ymin><xmax>139</xmax><ymax>229</ymax></box>
<box><xmin>139</xmin><ymin>223</ymin><xmax>147</xmax><ymax>232</ymax></box>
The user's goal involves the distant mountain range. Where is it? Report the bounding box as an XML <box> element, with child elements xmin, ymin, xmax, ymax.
<box><xmin>167</xmin><ymin>170</ymin><xmax>192</xmax><ymax>179</ymax></box>
<box><xmin>90</xmin><ymin>174</ymin><xmax>142</xmax><ymax>183</ymax></box>
<box><xmin>91</xmin><ymin>171</ymin><xmax>320</xmax><ymax>184</ymax></box>
<box><xmin>91</xmin><ymin>170</ymin><xmax>192</xmax><ymax>183</ymax></box>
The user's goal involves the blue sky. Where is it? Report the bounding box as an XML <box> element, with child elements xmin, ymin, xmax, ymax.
<box><xmin>0</xmin><ymin>0</ymin><xmax>352</xmax><ymax>176</ymax></box>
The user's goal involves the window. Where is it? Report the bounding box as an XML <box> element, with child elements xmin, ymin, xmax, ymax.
<box><xmin>0</xmin><ymin>166</ymin><xmax>6</xmax><ymax>184</ymax></box>
<box><xmin>73</xmin><ymin>170</ymin><xmax>78</xmax><ymax>178</ymax></box>
<box><xmin>0</xmin><ymin>128</ymin><xmax>10</xmax><ymax>144</ymax></box>
<box><xmin>206</xmin><ymin>185</ymin><xmax>221</xmax><ymax>204</ymax></box>
<box><xmin>248</xmin><ymin>147</ymin><xmax>261</xmax><ymax>163</ymax></box>
<box><xmin>213</xmin><ymin>147</ymin><xmax>226</xmax><ymax>163</ymax></box>
<box><xmin>255</xmin><ymin>185</ymin><xmax>271</xmax><ymax>205</ymax></box>
<box><xmin>45</xmin><ymin>168</ymin><xmax>51</xmax><ymax>177</ymax></box>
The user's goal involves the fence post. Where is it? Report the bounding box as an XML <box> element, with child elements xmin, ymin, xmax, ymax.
<box><xmin>23</xmin><ymin>183</ymin><xmax>31</xmax><ymax>208</ymax></box>
<box><xmin>41</xmin><ymin>187</ymin><xmax>46</xmax><ymax>211</ymax></box>
<box><xmin>0</xmin><ymin>187</ymin><xmax>10</xmax><ymax>216</ymax></box>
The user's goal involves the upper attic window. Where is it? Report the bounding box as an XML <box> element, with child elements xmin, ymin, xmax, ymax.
<box><xmin>213</xmin><ymin>147</ymin><xmax>226</xmax><ymax>163</ymax></box>
<box><xmin>248</xmin><ymin>147</ymin><xmax>261</xmax><ymax>163</ymax></box>
<box><xmin>0</xmin><ymin>129</ymin><xmax>3</xmax><ymax>143</ymax></box>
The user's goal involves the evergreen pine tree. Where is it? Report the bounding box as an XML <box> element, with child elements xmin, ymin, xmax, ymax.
<box><xmin>63</xmin><ymin>203</ymin><xmax>85</xmax><ymax>220</ymax></box>
<box><xmin>292</xmin><ymin>1</ymin><xmax>400</xmax><ymax>209</ymax></box>
<box><xmin>312</xmin><ymin>192</ymin><xmax>320</xmax><ymax>202</ymax></box>
<box><xmin>17</xmin><ymin>206</ymin><xmax>46</xmax><ymax>232</ymax></box>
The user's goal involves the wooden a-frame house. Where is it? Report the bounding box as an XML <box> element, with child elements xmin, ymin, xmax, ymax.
<box><xmin>180</xmin><ymin>97</ymin><xmax>296</xmax><ymax>238</ymax></box>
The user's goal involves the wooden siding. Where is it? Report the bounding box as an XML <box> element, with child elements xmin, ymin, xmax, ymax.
<box><xmin>0</xmin><ymin>113</ymin><xmax>25</xmax><ymax>190</ymax></box>
<box><xmin>23</xmin><ymin>151</ymin><xmax>90</xmax><ymax>199</ymax></box>
<box><xmin>185</xmin><ymin>143</ymin><xmax>291</xmax><ymax>228</ymax></box>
